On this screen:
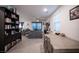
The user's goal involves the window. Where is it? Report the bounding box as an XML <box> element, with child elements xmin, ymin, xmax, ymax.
<box><xmin>54</xmin><ymin>14</ymin><xmax>61</xmax><ymax>32</ymax></box>
<box><xmin>32</xmin><ymin>22</ymin><xmax>42</xmax><ymax>31</ymax></box>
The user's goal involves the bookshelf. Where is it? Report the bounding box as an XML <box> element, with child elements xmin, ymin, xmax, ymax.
<box><xmin>0</xmin><ymin>7</ymin><xmax>21</xmax><ymax>52</ymax></box>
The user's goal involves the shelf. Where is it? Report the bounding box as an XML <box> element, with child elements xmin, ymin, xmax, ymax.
<box><xmin>0</xmin><ymin>7</ymin><xmax>21</xmax><ymax>52</ymax></box>
<box><xmin>5</xmin><ymin>22</ymin><xmax>19</xmax><ymax>25</ymax></box>
<box><xmin>4</xmin><ymin>7</ymin><xmax>18</xmax><ymax>16</ymax></box>
<box><xmin>11</xmin><ymin>18</ymin><xmax>18</xmax><ymax>21</ymax></box>
<box><xmin>5</xmin><ymin>28</ymin><xmax>19</xmax><ymax>30</ymax></box>
<box><xmin>5</xmin><ymin>15</ymin><xmax>11</xmax><ymax>19</ymax></box>
<box><xmin>5</xmin><ymin>17</ymin><xmax>18</xmax><ymax>21</ymax></box>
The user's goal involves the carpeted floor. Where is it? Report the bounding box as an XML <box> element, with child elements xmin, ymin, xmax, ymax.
<box><xmin>8</xmin><ymin>36</ymin><xmax>44</xmax><ymax>53</ymax></box>
<box><xmin>8</xmin><ymin>32</ymin><xmax>79</xmax><ymax>53</ymax></box>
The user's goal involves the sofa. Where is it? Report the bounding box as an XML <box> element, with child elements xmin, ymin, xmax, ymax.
<box><xmin>27</xmin><ymin>31</ymin><xmax>43</xmax><ymax>39</ymax></box>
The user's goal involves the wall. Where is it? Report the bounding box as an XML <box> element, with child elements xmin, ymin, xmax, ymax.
<box><xmin>19</xmin><ymin>15</ymin><xmax>33</xmax><ymax>30</ymax></box>
<box><xmin>17</xmin><ymin>11</ymin><xmax>46</xmax><ymax>31</ymax></box>
<box><xmin>16</xmin><ymin>10</ymin><xmax>33</xmax><ymax>30</ymax></box>
<box><xmin>49</xmin><ymin>5</ymin><xmax>79</xmax><ymax>41</ymax></box>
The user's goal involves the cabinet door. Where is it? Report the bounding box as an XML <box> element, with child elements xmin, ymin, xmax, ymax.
<box><xmin>0</xmin><ymin>9</ymin><xmax>5</xmax><ymax>52</ymax></box>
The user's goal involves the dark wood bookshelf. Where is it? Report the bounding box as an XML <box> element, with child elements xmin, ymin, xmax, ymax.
<box><xmin>0</xmin><ymin>7</ymin><xmax>22</xmax><ymax>52</ymax></box>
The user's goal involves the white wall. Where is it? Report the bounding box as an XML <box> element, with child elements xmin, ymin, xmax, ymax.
<box><xmin>49</xmin><ymin>5</ymin><xmax>79</xmax><ymax>41</ymax></box>
<box><xmin>19</xmin><ymin>15</ymin><xmax>32</xmax><ymax>30</ymax></box>
<box><xmin>16</xmin><ymin>10</ymin><xmax>33</xmax><ymax>30</ymax></box>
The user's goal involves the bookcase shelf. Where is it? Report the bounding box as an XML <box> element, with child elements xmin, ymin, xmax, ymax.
<box><xmin>0</xmin><ymin>7</ymin><xmax>22</xmax><ymax>52</ymax></box>
<box><xmin>5</xmin><ymin>22</ymin><xmax>19</xmax><ymax>25</ymax></box>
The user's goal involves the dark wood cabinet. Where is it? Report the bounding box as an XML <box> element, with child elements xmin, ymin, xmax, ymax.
<box><xmin>0</xmin><ymin>7</ymin><xmax>21</xmax><ymax>52</ymax></box>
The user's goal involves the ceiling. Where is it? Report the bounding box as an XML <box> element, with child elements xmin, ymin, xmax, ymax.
<box><xmin>12</xmin><ymin>5</ymin><xmax>60</xmax><ymax>20</ymax></box>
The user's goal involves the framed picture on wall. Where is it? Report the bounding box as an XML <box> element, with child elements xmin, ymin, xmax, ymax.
<box><xmin>70</xmin><ymin>5</ymin><xmax>79</xmax><ymax>20</ymax></box>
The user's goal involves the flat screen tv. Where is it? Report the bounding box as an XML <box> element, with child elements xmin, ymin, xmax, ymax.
<box><xmin>70</xmin><ymin>5</ymin><xmax>79</xmax><ymax>20</ymax></box>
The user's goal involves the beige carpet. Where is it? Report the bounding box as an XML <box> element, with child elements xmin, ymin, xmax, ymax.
<box><xmin>8</xmin><ymin>36</ymin><xmax>44</xmax><ymax>53</ymax></box>
<box><xmin>8</xmin><ymin>32</ymin><xmax>79</xmax><ymax>53</ymax></box>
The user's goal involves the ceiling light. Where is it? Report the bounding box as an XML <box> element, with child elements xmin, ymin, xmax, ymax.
<box><xmin>43</xmin><ymin>8</ymin><xmax>48</xmax><ymax>12</ymax></box>
<box><xmin>36</xmin><ymin>20</ymin><xmax>39</xmax><ymax>22</ymax></box>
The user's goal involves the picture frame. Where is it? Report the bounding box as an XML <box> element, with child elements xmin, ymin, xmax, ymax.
<box><xmin>70</xmin><ymin>5</ymin><xmax>79</xmax><ymax>20</ymax></box>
